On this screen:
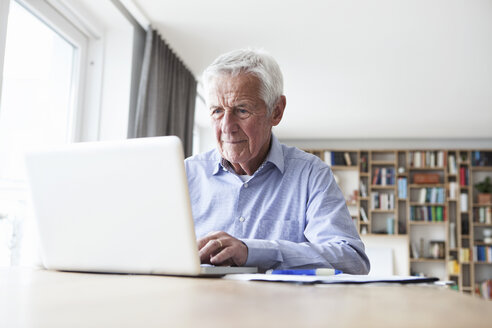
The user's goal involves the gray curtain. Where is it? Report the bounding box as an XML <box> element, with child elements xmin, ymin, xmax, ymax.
<box><xmin>129</xmin><ymin>28</ymin><xmax>196</xmax><ymax>157</ymax></box>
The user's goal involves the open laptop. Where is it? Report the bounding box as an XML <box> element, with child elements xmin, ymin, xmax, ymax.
<box><xmin>25</xmin><ymin>136</ymin><xmax>257</xmax><ymax>276</ymax></box>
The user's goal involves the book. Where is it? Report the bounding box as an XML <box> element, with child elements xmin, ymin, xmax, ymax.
<box><xmin>437</xmin><ymin>151</ymin><xmax>444</xmax><ymax>167</ymax></box>
<box><xmin>436</xmin><ymin>206</ymin><xmax>443</xmax><ymax>221</ymax></box>
<box><xmin>460</xmin><ymin>248</ymin><xmax>470</xmax><ymax>262</ymax></box>
<box><xmin>333</xmin><ymin>152</ymin><xmax>346</xmax><ymax>165</ymax></box>
<box><xmin>381</xmin><ymin>193</ymin><xmax>388</xmax><ymax>210</ymax></box>
<box><xmin>360</xmin><ymin>207</ymin><xmax>369</xmax><ymax>223</ymax></box>
<box><xmin>414</xmin><ymin>152</ymin><xmax>422</xmax><ymax>168</ymax></box>
<box><xmin>343</xmin><ymin>152</ymin><xmax>352</xmax><ymax>166</ymax></box>
<box><xmin>479</xmin><ymin>207</ymin><xmax>486</xmax><ymax>223</ymax></box>
<box><xmin>372</xmin><ymin>192</ymin><xmax>379</xmax><ymax>209</ymax></box>
<box><xmin>448</xmin><ymin>155</ymin><xmax>457</xmax><ymax>174</ymax></box>
<box><xmin>460</xmin><ymin>193</ymin><xmax>468</xmax><ymax>212</ymax></box>
<box><xmin>449</xmin><ymin>182</ymin><xmax>457</xmax><ymax>200</ymax></box>
<box><xmin>398</xmin><ymin>177</ymin><xmax>407</xmax><ymax>199</ymax></box>
<box><xmin>459</xmin><ymin>167</ymin><xmax>469</xmax><ymax>186</ymax></box>
<box><xmin>430</xmin><ymin>152</ymin><xmax>436</xmax><ymax>167</ymax></box>
<box><xmin>372</xmin><ymin>168</ymin><xmax>380</xmax><ymax>185</ymax></box>
<box><xmin>475</xmin><ymin>280</ymin><xmax>492</xmax><ymax>299</ymax></box>
<box><xmin>359</xmin><ymin>180</ymin><xmax>367</xmax><ymax>197</ymax></box>
<box><xmin>472</xmin><ymin>151</ymin><xmax>492</xmax><ymax>166</ymax></box>
<box><xmin>419</xmin><ymin>188</ymin><xmax>426</xmax><ymax>204</ymax></box>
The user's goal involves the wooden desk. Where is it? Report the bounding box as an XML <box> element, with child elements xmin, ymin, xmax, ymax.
<box><xmin>1</xmin><ymin>267</ymin><xmax>491</xmax><ymax>328</ymax></box>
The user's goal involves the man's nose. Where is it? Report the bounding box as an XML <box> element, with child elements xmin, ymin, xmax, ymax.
<box><xmin>220</xmin><ymin>110</ymin><xmax>239</xmax><ymax>134</ymax></box>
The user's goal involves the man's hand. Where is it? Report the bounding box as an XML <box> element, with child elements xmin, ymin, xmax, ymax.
<box><xmin>197</xmin><ymin>231</ymin><xmax>248</xmax><ymax>266</ymax></box>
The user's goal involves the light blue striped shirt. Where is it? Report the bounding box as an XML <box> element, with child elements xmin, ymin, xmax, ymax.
<box><xmin>185</xmin><ymin>135</ymin><xmax>370</xmax><ymax>274</ymax></box>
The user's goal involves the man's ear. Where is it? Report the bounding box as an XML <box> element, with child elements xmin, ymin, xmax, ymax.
<box><xmin>271</xmin><ymin>95</ymin><xmax>286</xmax><ymax>126</ymax></box>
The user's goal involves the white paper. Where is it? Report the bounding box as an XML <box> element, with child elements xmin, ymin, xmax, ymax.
<box><xmin>223</xmin><ymin>273</ymin><xmax>438</xmax><ymax>284</ymax></box>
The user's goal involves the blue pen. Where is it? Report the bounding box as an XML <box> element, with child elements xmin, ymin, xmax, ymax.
<box><xmin>266</xmin><ymin>268</ymin><xmax>342</xmax><ymax>276</ymax></box>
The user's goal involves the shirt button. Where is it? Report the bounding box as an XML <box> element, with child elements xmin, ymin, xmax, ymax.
<box><xmin>239</xmin><ymin>217</ymin><xmax>246</xmax><ymax>222</ymax></box>
<box><xmin>244</xmin><ymin>183</ymin><xmax>248</xmax><ymax>188</ymax></box>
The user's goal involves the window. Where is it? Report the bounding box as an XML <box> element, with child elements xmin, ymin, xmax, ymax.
<box><xmin>0</xmin><ymin>0</ymin><xmax>143</xmax><ymax>266</ymax></box>
<box><xmin>0</xmin><ymin>0</ymin><xmax>88</xmax><ymax>266</ymax></box>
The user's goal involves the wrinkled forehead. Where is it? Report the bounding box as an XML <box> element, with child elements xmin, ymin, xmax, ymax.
<box><xmin>206</xmin><ymin>73</ymin><xmax>262</xmax><ymax>106</ymax></box>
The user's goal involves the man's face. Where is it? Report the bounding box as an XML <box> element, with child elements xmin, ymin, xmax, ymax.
<box><xmin>207</xmin><ymin>73</ymin><xmax>283</xmax><ymax>173</ymax></box>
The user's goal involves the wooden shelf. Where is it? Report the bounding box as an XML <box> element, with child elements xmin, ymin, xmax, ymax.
<box><xmin>409</xmin><ymin>221</ymin><xmax>446</xmax><ymax>225</ymax></box>
<box><xmin>370</xmin><ymin>185</ymin><xmax>395</xmax><ymax>189</ymax></box>
<box><xmin>473</xmin><ymin>203</ymin><xmax>492</xmax><ymax>207</ymax></box>
<box><xmin>474</xmin><ymin>261</ymin><xmax>492</xmax><ymax>265</ymax></box>
<box><xmin>410</xmin><ymin>258</ymin><xmax>446</xmax><ymax>263</ymax></box>
<box><xmin>409</xmin><ymin>184</ymin><xmax>446</xmax><ymax>188</ymax></box>
<box><xmin>409</xmin><ymin>167</ymin><xmax>446</xmax><ymax>170</ymax></box>
<box><xmin>370</xmin><ymin>209</ymin><xmax>396</xmax><ymax>213</ymax></box>
<box><xmin>473</xmin><ymin>223</ymin><xmax>492</xmax><ymax>227</ymax></box>
<box><xmin>474</xmin><ymin>241</ymin><xmax>492</xmax><ymax>246</ymax></box>
<box><xmin>371</xmin><ymin>161</ymin><xmax>395</xmax><ymax>165</ymax></box>
<box><xmin>409</xmin><ymin>202</ymin><xmax>446</xmax><ymax>206</ymax></box>
<box><xmin>471</xmin><ymin>166</ymin><xmax>492</xmax><ymax>171</ymax></box>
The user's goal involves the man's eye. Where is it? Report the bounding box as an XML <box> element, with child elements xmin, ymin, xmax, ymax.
<box><xmin>236</xmin><ymin>108</ymin><xmax>250</xmax><ymax>117</ymax></box>
<box><xmin>211</xmin><ymin>109</ymin><xmax>223</xmax><ymax>116</ymax></box>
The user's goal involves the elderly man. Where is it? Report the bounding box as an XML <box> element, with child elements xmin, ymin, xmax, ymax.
<box><xmin>185</xmin><ymin>49</ymin><xmax>370</xmax><ymax>274</ymax></box>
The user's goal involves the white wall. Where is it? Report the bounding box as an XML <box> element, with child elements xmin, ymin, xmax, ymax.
<box><xmin>280</xmin><ymin>138</ymin><xmax>492</xmax><ymax>150</ymax></box>
<box><xmin>193</xmin><ymin>132</ymin><xmax>492</xmax><ymax>158</ymax></box>
<box><xmin>98</xmin><ymin>27</ymin><xmax>134</xmax><ymax>140</ymax></box>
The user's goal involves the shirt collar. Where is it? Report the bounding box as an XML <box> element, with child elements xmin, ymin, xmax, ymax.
<box><xmin>264</xmin><ymin>134</ymin><xmax>285</xmax><ymax>174</ymax></box>
<box><xmin>212</xmin><ymin>133</ymin><xmax>285</xmax><ymax>176</ymax></box>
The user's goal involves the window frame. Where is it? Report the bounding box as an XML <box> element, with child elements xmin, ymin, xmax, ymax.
<box><xmin>17</xmin><ymin>0</ymin><xmax>90</xmax><ymax>142</ymax></box>
<box><xmin>0</xmin><ymin>0</ymin><xmax>11</xmax><ymax>103</ymax></box>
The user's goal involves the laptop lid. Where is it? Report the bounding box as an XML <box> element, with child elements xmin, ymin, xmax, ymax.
<box><xmin>25</xmin><ymin>136</ymin><xmax>204</xmax><ymax>276</ymax></box>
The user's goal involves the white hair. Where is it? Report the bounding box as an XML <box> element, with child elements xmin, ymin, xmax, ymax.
<box><xmin>202</xmin><ymin>48</ymin><xmax>284</xmax><ymax>115</ymax></box>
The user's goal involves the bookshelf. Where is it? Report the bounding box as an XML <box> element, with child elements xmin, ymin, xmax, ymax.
<box><xmin>407</xmin><ymin>151</ymin><xmax>448</xmax><ymax>287</ymax></box>
<box><xmin>369</xmin><ymin>151</ymin><xmax>397</xmax><ymax>235</ymax></box>
<box><xmin>470</xmin><ymin>151</ymin><xmax>492</xmax><ymax>299</ymax></box>
<box><xmin>304</xmin><ymin>147</ymin><xmax>492</xmax><ymax>298</ymax></box>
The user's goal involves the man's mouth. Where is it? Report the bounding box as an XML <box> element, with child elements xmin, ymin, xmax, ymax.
<box><xmin>222</xmin><ymin>140</ymin><xmax>246</xmax><ymax>144</ymax></box>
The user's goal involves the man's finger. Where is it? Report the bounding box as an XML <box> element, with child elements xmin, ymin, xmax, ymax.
<box><xmin>210</xmin><ymin>246</ymin><xmax>234</xmax><ymax>266</ymax></box>
<box><xmin>198</xmin><ymin>239</ymin><xmax>222</xmax><ymax>262</ymax></box>
<box><xmin>197</xmin><ymin>231</ymin><xmax>222</xmax><ymax>250</ymax></box>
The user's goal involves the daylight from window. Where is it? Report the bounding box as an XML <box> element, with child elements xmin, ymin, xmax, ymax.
<box><xmin>0</xmin><ymin>1</ymin><xmax>76</xmax><ymax>266</ymax></box>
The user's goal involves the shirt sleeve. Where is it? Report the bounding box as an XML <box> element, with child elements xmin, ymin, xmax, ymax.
<box><xmin>240</xmin><ymin>166</ymin><xmax>370</xmax><ymax>274</ymax></box>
